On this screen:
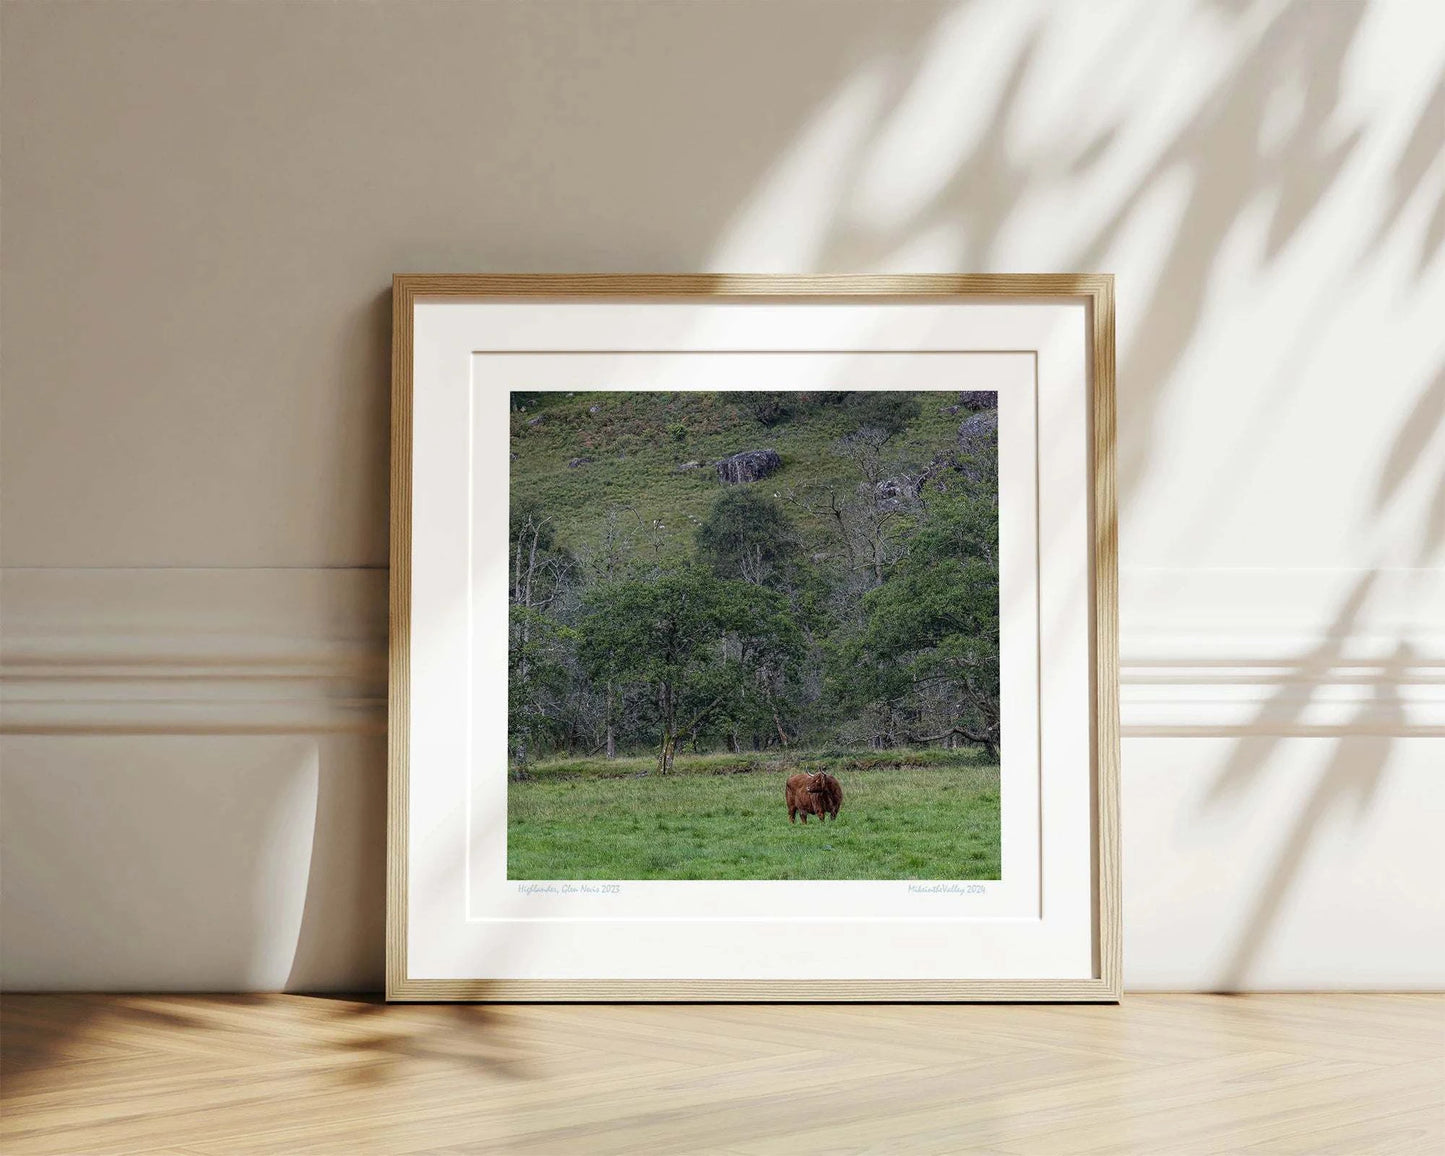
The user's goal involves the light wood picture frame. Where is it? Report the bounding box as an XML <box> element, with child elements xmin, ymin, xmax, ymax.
<box><xmin>388</xmin><ymin>274</ymin><xmax>1119</xmax><ymax>1002</ymax></box>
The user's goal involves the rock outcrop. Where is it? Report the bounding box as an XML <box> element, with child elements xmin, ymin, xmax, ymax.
<box><xmin>716</xmin><ymin>449</ymin><xmax>781</xmax><ymax>485</ymax></box>
<box><xmin>874</xmin><ymin>476</ymin><xmax>920</xmax><ymax>511</ymax></box>
<box><xmin>957</xmin><ymin>408</ymin><xmax>998</xmax><ymax>450</ymax></box>
<box><xmin>956</xmin><ymin>409</ymin><xmax>998</xmax><ymax>482</ymax></box>
<box><xmin>958</xmin><ymin>391</ymin><xmax>997</xmax><ymax>412</ymax></box>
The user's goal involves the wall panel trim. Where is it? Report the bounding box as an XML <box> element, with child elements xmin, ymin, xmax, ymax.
<box><xmin>1</xmin><ymin>568</ymin><xmax>387</xmax><ymax>734</ymax></box>
<box><xmin>4</xmin><ymin>566</ymin><xmax>1439</xmax><ymax>736</ymax></box>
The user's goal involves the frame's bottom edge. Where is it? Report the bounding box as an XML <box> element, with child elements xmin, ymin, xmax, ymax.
<box><xmin>386</xmin><ymin>978</ymin><xmax>1121</xmax><ymax>1003</ymax></box>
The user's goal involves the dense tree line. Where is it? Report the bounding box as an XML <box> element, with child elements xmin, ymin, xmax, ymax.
<box><xmin>508</xmin><ymin>392</ymin><xmax>999</xmax><ymax>776</ymax></box>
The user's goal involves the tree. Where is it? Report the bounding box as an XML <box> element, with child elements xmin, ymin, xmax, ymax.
<box><xmin>846</xmin><ymin>392</ymin><xmax>919</xmax><ymax>436</ymax></box>
<box><xmin>789</xmin><ymin>428</ymin><xmax>916</xmax><ymax>588</ymax></box>
<box><xmin>707</xmin><ymin>579</ymin><xmax>806</xmax><ymax>751</ymax></box>
<box><xmin>577</xmin><ymin>567</ymin><xmax>725</xmax><ymax>774</ymax></box>
<box><xmin>857</xmin><ymin>480</ymin><xmax>1000</xmax><ymax>757</ymax></box>
<box><xmin>695</xmin><ymin>489</ymin><xmax>800</xmax><ymax>587</ymax></box>
<box><xmin>510</xmin><ymin>507</ymin><xmax>572</xmax><ymax>612</ymax></box>
<box><xmin>508</xmin><ymin>508</ymin><xmax>575</xmax><ymax>775</ymax></box>
<box><xmin>508</xmin><ymin>606</ymin><xmax>574</xmax><ymax>775</ymax></box>
<box><xmin>861</xmin><ymin>559</ymin><xmax>999</xmax><ymax>756</ymax></box>
<box><xmin>734</xmin><ymin>392</ymin><xmax>795</xmax><ymax>427</ymax></box>
<box><xmin>577</xmin><ymin>566</ymin><xmax>802</xmax><ymax>773</ymax></box>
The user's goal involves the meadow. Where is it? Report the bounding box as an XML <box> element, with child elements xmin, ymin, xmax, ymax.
<box><xmin>507</xmin><ymin>750</ymin><xmax>1000</xmax><ymax>881</ymax></box>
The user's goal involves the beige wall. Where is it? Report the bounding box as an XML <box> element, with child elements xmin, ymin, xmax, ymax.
<box><xmin>3</xmin><ymin>0</ymin><xmax>1442</xmax><ymax>990</ymax></box>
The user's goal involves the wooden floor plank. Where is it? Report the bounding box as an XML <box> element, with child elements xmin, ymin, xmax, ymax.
<box><xmin>2</xmin><ymin>994</ymin><xmax>1441</xmax><ymax>1155</ymax></box>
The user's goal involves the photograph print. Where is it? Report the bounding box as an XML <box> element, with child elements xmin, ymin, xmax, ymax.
<box><xmin>507</xmin><ymin>388</ymin><xmax>1001</xmax><ymax>882</ymax></box>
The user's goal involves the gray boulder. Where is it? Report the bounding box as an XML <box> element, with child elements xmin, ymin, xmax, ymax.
<box><xmin>673</xmin><ymin>460</ymin><xmax>703</xmax><ymax>473</ymax></box>
<box><xmin>874</xmin><ymin>475</ymin><xmax>920</xmax><ymax>511</ymax></box>
<box><xmin>716</xmin><ymin>449</ymin><xmax>781</xmax><ymax>485</ymax></box>
<box><xmin>957</xmin><ymin>409</ymin><xmax>998</xmax><ymax>482</ymax></box>
<box><xmin>957</xmin><ymin>408</ymin><xmax>998</xmax><ymax>449</ymax></box>
<box><xmin>959</xmin><ymin>391</ymin><xmax>997</xmax><ymax>411</ymax></box>
<box><xmin>567</xmin><ymin>457</ymin><xmax>592</xmax><ymax>469</ymax></box>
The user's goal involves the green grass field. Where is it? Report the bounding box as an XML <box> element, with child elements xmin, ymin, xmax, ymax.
<box><xmin>507</xmin><ymin>750</ymin><xmax>1000</xmax><ymax>881</ymax></box>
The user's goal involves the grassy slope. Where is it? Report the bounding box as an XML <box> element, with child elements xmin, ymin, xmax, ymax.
<box><xmin>510</xmin><ymin>390</ymin><xmax>966</xmax><ymax>558</ymax></box>
<box><xmin>508</xmin><ymin>751</ymin><xmax>1000</xmax><ymax>881</ymax></box>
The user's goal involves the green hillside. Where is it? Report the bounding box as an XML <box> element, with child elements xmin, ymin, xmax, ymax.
<box><xmin>509</xmin><ymin>390</ymin><xmax>967</xmax><ymax>558</ymax></box>
<box><xmin>507</xmin><ymin>387</ymin><xmax>1000</xmax><ymax>766</ymax></box>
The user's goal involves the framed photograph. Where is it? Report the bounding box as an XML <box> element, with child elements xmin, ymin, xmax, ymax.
<box><xmin>388</xmin><ymin>275</ymin><xmax>1119</xmax><ymax>1001</ymax></box>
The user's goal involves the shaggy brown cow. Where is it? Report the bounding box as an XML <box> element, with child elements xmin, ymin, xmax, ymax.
<box><xmin>785</xmin><ymin>771</ymin><xmax>843</xmax><ymax>823</ymax></box>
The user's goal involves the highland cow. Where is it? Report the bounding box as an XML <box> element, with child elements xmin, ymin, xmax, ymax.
<box><xmin>785</xmin><ymin>771</ymin><xmax>843</xmax><ymax>823</ymax></box>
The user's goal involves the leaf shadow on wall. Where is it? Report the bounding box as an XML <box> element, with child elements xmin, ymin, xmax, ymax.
<box><xmin>717</xmin><ymin>0</ymin><xmax>1444</xmax><ymax>987</ymax></box>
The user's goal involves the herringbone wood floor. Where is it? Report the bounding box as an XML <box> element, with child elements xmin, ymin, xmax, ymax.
<box><xmin>1</xmin><ymin>994</ymin><xmax>1441</xmax><ymax>1154</ymax></box>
